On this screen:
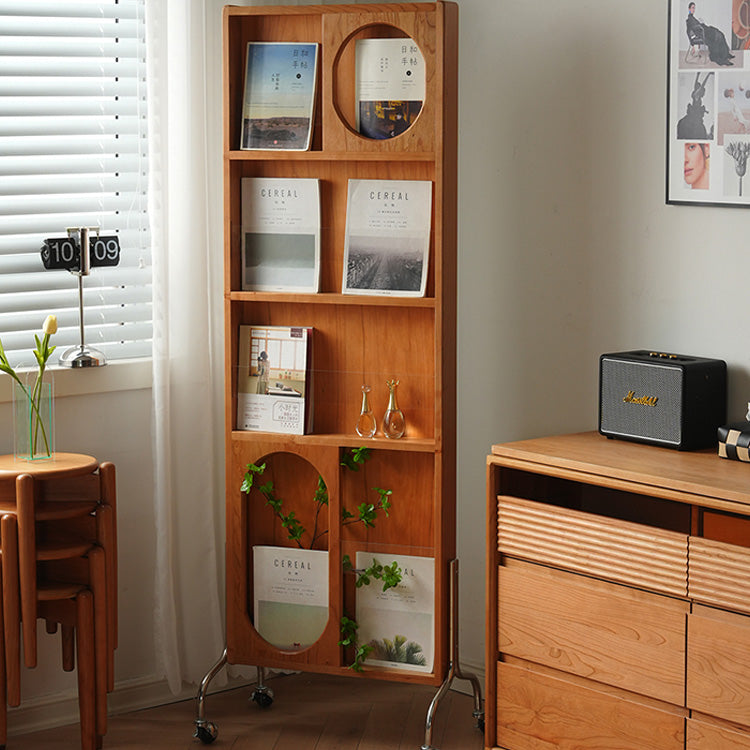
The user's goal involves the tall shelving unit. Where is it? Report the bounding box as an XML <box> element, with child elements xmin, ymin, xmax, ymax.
<box><xmin>203</xmin><ymin>3</ymin><xmax>458</xmax><ymax>732</ymax></box>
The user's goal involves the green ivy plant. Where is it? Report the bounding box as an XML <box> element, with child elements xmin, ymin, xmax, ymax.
<box><xmin>241</xmin><ymin>447</ymin><xmax>402</xmax><ymax>671</ymax></box>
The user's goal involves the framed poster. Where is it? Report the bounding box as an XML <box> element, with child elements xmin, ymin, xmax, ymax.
<box><xmin>667</xmin><ymin>0</ymin><xmax>750</xmax><ymax>205</ymax></box>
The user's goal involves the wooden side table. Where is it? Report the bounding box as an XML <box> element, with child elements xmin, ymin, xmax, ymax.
<box><xmin>0</xmin><ymin>453</ymin><xmax>116</xmax><ymax>750</ymax></box>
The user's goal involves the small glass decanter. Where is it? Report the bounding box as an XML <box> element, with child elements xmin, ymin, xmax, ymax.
<box><xmin>382</xmin><ymin>379</ymin><xmax>405</xmax><ymax>439</ymax></box>
<box><xmin>355</xmin><ymin>385</ymin><xmax>377</xmax><ymax>438</ymax></box>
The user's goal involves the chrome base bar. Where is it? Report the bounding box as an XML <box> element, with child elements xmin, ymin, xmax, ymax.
<box><xmin>421</xmin><ymin>559</ymin><xmax>484</xmax><ymax>750</ymax></box>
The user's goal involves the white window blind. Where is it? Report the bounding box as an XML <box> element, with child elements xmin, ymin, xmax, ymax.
<box><xmin>0</xmin><ymin>0</ymin><xmax>151</xmax><ymax>368</ymax></box>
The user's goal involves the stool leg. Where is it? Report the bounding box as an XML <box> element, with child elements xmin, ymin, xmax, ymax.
<box><xmin>76</xmin><ymin>589</ymin><xmax>96</xmax><ymax>750</ymax></box>
<box><xmin>1</xmin><ymin>514</ymin><xmax>20</xmax><ymax>707</ymax></box>
<box><xmin>0</xmin><ymin>557</ymin><xmax>7</xmax><ymax>750</ymax></box>
<box><xmin>16</xmin><ymin>474</ymin><xmax>38</xmax><ymax>668</ymax></box>
<box><xmin>88</xmin><ymin>546</ymin><xmax>107</xmax><ymax>737</ymax></box>
<box><xmin>99</xmin><ymin>463</ymin><xmax>117</xmax><ymax>653</ymax></box>
<box><xmin>62</xmin><ymin>624</ymin><xmax>75</xmax><ymax>672</ymax></box>
<box><xmin>96</xmin><ymin>503</ymin><xmax>116</xmax><ymax>691</ymax></box>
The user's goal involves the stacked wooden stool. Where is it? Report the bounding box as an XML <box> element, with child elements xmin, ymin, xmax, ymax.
<box><xmin>0</xmin><ymin>454</ymin><xmax>117</xmax><ymax>750</ymax></box>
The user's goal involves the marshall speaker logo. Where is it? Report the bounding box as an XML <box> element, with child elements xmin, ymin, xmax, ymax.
<box><xmin>623</xmin><ymin>390</ymin><xmax>659</xmax><ymax>407</ymax></box>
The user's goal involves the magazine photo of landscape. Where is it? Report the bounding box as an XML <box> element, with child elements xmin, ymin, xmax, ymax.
<box><xmin>345</xmin><ymin>235</ymin><xmax>424</xmax><ymax>293</ymax></box>
<box><xmin>240</xmin><ymin>42</ymin><xmax>318</xmax><ymax>150</ymax></box>
<box><xmin>342</xmin><ymin>178</ymin><xmax>432</xmax><ymax>296</ymax></box>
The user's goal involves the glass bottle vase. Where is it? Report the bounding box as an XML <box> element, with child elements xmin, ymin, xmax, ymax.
<box><xmin>355</xmin><ymin>385</ymin><xmax>377</xmax><ymax>438</ymax></box>
<box><xmin>13</xmin><ymin>371</ymin><xmax>55</xmax><ymax>461</ymax></box>
<box><xmin>382</xmin><ymin>379</ymin><xmax>405</xmax><ymax>439</ymax></box>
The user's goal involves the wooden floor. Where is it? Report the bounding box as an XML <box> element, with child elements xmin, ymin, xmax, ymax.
<box><xmin>7</xmin><ymin>673</ymin><xmax>485</xmax><ymax>749</ymax></box>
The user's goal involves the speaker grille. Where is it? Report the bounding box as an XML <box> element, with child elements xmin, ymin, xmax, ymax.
<box><xmin>600</xmin><ymin>359</ymin><xmax>683</xmax><ymax>445</ymax></box>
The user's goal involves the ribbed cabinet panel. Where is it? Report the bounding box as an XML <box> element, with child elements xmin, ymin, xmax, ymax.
<box><xmin>497</xmin><ymin>495</ymin><xmax>688</xmax><ymax>597</ymax></box>
<box><xmin>689</xmin><ymin>536</ymin><xmax>750</xmax><ymax>615</ymax></box>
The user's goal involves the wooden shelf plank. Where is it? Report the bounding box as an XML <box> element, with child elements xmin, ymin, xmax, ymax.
<box><xmin>230</xmin><ymin>431</ymin><xmax>436</xmax><ymax>452</ymax></box>
<box><xmin>228</xmin><ymin>291</ymin><xmax>436</xmax><ymax>308</ymax></box>
<box><xmin>227</xmin><ymin>149</ymin><xmax>436</xmax><ymax>162</ymax></box>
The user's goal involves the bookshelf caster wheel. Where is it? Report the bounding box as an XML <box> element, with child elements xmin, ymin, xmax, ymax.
<box><xmin>251</xmin><ymin>687</ymin><xmax>274</xmax><ymax>708</ymax></box>
<box><xmin>194</xmin><ymin>721</ymin><xmax>218</xmax><ymax>744</ymax></box>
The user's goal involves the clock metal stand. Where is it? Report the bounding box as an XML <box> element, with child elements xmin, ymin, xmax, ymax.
<box><xmin>59</xmin><ymin>227</ymin><xmax>107</xmax><ymax>368</ymax></box>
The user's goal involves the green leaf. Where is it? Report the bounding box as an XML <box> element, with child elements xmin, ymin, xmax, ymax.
<box><xmin>351</xmin><ymin>446</ymin><xmax>371</xmax><ymax>464</ymax></box>
<box><xmin>314</xmin><ymin>475</ymin><xmax>328</xmax><ymax>506</ymax></box>
<box><xmin>338</xmin><ymin>616</ymin><xmax>358</xmax><ymax>647</ymax></box>
<box><xmin>381</xmin><ymin>561</ymin><xmax>402</xmax><ymax>591</ymax></box>
<box><xmin>340</xmin><ymin>446</ymin><xmax>372</xmax><ymax>472</ymax></box>
<box><xmin>357</xmin><ymin>502</ymin><xmax>377</xmax><ymax>527</ymax></box>
<box><xmin>241</xmin><ymin>462</ymin><xmax>267</xmax><ymax>494</ymax></box>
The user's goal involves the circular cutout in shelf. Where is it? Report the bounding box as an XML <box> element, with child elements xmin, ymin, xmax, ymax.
<box><xmin>332</xmin><ymin>24</ymin><xmax>425</xmax><ymax>140</ymax></box>
<box><xmin>246</xmin><ymin>451</ymin><xmax>330</xmax><ymax>653</ymax></box>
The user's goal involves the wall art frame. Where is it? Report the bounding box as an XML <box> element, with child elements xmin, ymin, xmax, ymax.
<box><xmin>667</xmin><ymin>0</ymin><xmax>750</xmax><ymax>206</ymax></box>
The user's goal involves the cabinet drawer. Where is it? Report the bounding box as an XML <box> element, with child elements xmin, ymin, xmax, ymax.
<box><xmin>689</xmin><ymin>537</ymin><xmax>750</xmax><ymax>615</ymax></box>
<box><xmin>498</xmin><ymin>562</ymin><xmax>688</xmax><ymax>704</ymax></box>
<box><xmin>497</xmin><ymin>495</ymin><xmax>688</xmax><ymax>596</ymax></box>
<box><xmin>687</xmin><ymin>717</ymin><xmax>750</xmax><ymax>749</ymax></box>
<box><xmin>496</xmin><ymin>661</ymin><xmax>684</xmax><ymax>750</ymax></box>
<box><xmin>688</xmin><ymin>605</ymin><xmax>750</xmax><ymax>726</ymax></box>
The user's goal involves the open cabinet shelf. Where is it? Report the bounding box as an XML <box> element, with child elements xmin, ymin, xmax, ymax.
<box><xmin>223</xmin><ymin>1</ymin><xmax>457</xmax><ymax>686</ymax></box>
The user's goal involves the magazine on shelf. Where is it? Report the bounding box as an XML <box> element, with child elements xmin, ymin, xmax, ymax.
<box><xmin>241</xmin><ymin>177</ymin><xmax>321</xmax><ymax>292</ymax></box>
<box><xmin>355</xmin><ymin>552</ymin><xmax>434</xmax><ymax>673</ymax></box>
<box><xmin>355</xmin><ymin>38</ymin><xmax>425</xmax><ymax>139</ymax></box>
<box><xmin>342</xmin><ymin>179</ymin><xmax>432</xmax><ymax>297</ymax></box>
<box><xmin>253</xmin><ymin>546</ymin><xmax>329</xmax><ymax>651</ymax></box>
<box><xmin>237</xmin><ymin>325</ymin><xmax>313</xmax><ymax>435</ymax></box>
<box><xmin>240</xmin><ymin>42</ymin><xmax>318</xmax><ymax>151</ymax></box>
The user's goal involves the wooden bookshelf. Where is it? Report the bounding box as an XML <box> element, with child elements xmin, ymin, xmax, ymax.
<box><xmin>222</xmin><ymin>2</ymin><xmax>457</xmax><ymax>686</ymax></box>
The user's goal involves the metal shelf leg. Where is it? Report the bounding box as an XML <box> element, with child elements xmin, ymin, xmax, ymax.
<box><xmin>421</xmin><ymin>559</ymin><xmax>484</xmax><ymax>750</ymax></box>
<box><xmin>193</xmin><ymin>647</ymin><xmax>228</xmax><ymax>744</ymax></box>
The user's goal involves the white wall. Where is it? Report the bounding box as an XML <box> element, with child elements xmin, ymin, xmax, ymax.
<box><xmin>456</xmin><ymin>0</ymin><xmax>750</xmax><ymax>678</ymax></box>
<box><xmin>3</xmin><ymin>0</ymin><xmax>749</xmax><ymax>732</ymax></box>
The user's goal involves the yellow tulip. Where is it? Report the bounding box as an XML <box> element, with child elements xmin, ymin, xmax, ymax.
<box><xmin>42</xmin><ymin>315</ymin><xmax>58</xmax><ymax>335</ymax></box>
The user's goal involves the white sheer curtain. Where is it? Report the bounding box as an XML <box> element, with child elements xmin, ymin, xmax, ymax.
<box><xmin>146</xmin><ymin>0</ymin><xmax>228</xmax><ymax>693</ymax></box>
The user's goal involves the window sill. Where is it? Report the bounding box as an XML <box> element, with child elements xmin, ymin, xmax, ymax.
<box><xmin>0</xmin><ymin>359</ymin><xmax>153</xmax><ymax>404</ymax></box>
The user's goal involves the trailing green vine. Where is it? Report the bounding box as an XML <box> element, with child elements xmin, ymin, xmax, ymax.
<box><xmin>241</xmin><ymin>448</ymin><xmax>403</xmax><ymax>671</ymax></box>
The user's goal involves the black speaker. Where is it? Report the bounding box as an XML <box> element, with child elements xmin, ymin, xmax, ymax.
<box><xmin>599</xmin><ymin>350</ymin><xmax>727</xmax><ymax>450</ymax></box>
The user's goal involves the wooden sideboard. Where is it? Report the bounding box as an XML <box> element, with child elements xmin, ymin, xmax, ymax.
<box><xmin>486</xmin><ymin>431</ymin><xmax>750</xmax><ymax>750</ymax></box>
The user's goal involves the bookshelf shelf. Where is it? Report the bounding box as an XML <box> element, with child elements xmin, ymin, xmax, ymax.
<box><xmin>227</xmin><ymin>291</ymin><xmax>437</xmax><ymax>308</ymax></box>
<box><xmin>230</xmin><ymin>431</ymin><xmax>437</xmax><ymax>452</ymax></box>
<box><xmin>227</xmin><ymin>149</ymin><xmax>437</xmax><ymax>162</ymax></box>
